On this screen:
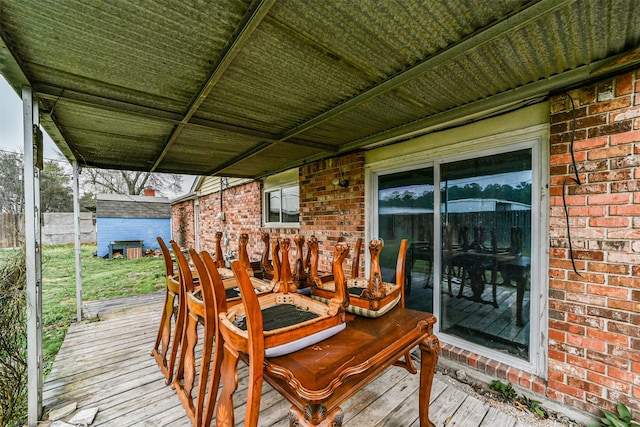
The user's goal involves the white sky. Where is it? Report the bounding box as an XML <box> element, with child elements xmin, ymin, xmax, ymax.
<box><xmin>0</xmin><ymin>75</ymin><xmax>195</xmax><ymax>197</ymax></box>
<box><xmin>0</xmin><ymin>75</ymin><xmax>65</xmax><ymax>160</ymax></box>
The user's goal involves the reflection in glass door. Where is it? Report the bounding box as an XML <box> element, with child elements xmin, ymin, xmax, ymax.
<box><xmin>377</xmin><ymin>167</ymin><xmax>434</xmax><ymax>313</ymax></box>
<box><xmin>440</xmin><ymin>149</ymin><xmax>532</xmax><ymax>359</ymax></box>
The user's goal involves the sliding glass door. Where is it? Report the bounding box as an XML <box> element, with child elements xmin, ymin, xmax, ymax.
<box><xmin>374</xmin><ymin>147</ymin><xmax>535</xmax><ymax>362</ymax></box>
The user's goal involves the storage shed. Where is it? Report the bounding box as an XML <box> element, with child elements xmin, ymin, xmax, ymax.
<box><xmin>96</xmin><ymin>193</ymin><xmax>171</xmax><ymax>258</ymax></box>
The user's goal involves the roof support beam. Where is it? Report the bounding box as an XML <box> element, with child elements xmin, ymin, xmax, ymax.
<box><xmin>34</xmin><ymin>85</ymin><xmax>338</xmax><ymax>155</ymax></box>
<box><xmin>206</xmin><ymin>141</ymin><xmax>275</xmax><ymax>176</ymax></box>
<box><xmin>278</xmin><ymin>0</ymin><xmax>572</xmax><ymax>141</ymax></box>
<box><xmin>150</xmin><ymin>0</ymin><xmax>277</xmax><ymax>172</ymax></box>
<box><xmin>339</xmin><ymin>54</ymin><xmax>639</xmax><ymax>152</ymax></box>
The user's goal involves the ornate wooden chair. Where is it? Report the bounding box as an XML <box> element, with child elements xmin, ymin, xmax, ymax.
<box><xmin>150</xmin><ymin>236</ymin><xmax>182</xmax><ymax>384</ymax></box>
<box><xmin>214</xmin><ymin>243</ymin><xmax>351</xmax><ymax>427</ymax></box>
<box><xmin>171</xmin><ymin>240</ymin><xmax>275</xmax><ymax>427</ymax></box>
<box><xmin>312</xmin><ymin>238</ymin><xmax>408</xmax><ymax>318</ymax></box>
<box><xmin>305</xmin><ymin>235</ymin><xmax>341</xmax><ymax>288</ymax></box>
<box><xmin>220</xmin><ymin>233</ymin><xmax>273</xmax><ymax>299</ymax></box>
<box><xmin>171</xmin><ymin>243</ymin><xmax>219</xmax><ymax>426</ymax></box>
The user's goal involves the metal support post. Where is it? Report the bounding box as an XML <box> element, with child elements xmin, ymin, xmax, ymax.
<box><xmin>73</xmin><ymin>161</ymin><xmax>83</xmax><ymax>321</ymax></box>
<box><xmin>23</xmin><ymin>86</ymin><xmax>43</xmax><ymax>425</ymax></box>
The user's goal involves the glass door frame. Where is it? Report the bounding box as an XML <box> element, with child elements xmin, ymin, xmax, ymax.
<box><xmin>366</xmin><ymin>125</ymin><xmax>549</xmax><ymax>376</ymax></box>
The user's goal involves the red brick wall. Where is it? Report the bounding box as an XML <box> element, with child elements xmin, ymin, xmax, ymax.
<box><xmin>299</xmin><ymin>151</ymin><xmax>366</xmax><ymax>272</ymax></box>
<box><xmin>173</xmin><ymin>181</ymin><xmax>264</xmax><ymax>260</ymax></box>
<box><xmin>172</xmin><ymin>198</ymin><xmax>195</xmax><ymax>247</ymax></box>
<box><xmin>171</xmin><ymin>152</ymin><xmax>366</xmax><ymax>269</ymax></box>
<box><xmin>547</xmin><ymin>69</ymin><xmax>640</xmax><ymax>416</ymax></box>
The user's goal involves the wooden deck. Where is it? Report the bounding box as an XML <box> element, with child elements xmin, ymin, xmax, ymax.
<box><xmin>405</xmin><ymin>269</ymin><xmax>530</xmax><ymax>358</ymax></box>
<box><xmin>41</xmin><ymin>295</ymin><xmax>554</xmax><ymax>427</ymax></box>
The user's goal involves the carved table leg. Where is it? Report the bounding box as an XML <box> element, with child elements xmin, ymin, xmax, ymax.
<box><xmin>419</xmin><ymin>335</ymin><xmax>440</xmax><ymax>427</ymax></box>
<box><xmin>288</xmin><ymin>404</ymin><xmax>343</xmax><ymax>427</ymax></box>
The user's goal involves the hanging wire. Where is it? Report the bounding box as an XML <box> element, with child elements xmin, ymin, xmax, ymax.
<box><xmin>562</xmin><ymin>92</ymin><xmax>583</xmax><ymax>277</ymax></box>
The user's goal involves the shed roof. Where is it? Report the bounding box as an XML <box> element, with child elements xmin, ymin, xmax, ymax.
<box><xmin>1</xmin><ymin>1</ymin><xmax>639</xmax><ymax>178</ymax></box>
<box><xmin>96</xmin><ymin>194</ymin><xmax>171</xmax><ymax>218</ymax></box>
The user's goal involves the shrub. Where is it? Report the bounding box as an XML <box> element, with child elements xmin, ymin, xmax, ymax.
<box><xmin>0</xmin><ymin>249</ymin><xmax>28</xmax><ymax>427</ymax></box>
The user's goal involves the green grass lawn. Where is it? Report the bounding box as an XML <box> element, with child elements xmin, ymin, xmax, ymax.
<box><xmin>40</xmin><ymin>244</ymin><xmax>165</xmax><ymax>373</ymax></box>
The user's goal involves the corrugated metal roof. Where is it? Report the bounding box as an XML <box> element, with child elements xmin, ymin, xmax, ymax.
<box><xmin>1</xmin><ymin>0</ymin><xmax>639</xmax><ymax>178</ymax></box>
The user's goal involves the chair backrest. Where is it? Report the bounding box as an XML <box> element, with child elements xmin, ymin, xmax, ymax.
<box><xmin>327</xmin><ymin>243</ymin><xmax>350</xmax><ymax>316</ymax></box>
<box><xmin>157</xmin><ymin>236</ymin><xmax>174</xmax><ymax>277</ymax></box>
<box><xmin>186</xmin><ymin>249</ymin><xmax>226</xmax><ymax>427</ymax></box>
<box><xmin>199</xmin><ymin>250</ymin><xmax>229</xmax><ymax>317</ymax></box>
<box><xmin>293</xmin><ymin>235</ymin><xmax>307</xmax><ymax>286</ymax></box>
<box><xmin>170</xmin><ymin>241</ymin><xmax>196</xmax><ymax>294</ymax></box>
<box><xmin>230</xmin><ymin>260</ymin><xmax>266</xmax><ymax>362</ymax></box>
<box><xmin>270</xmin><ymin>239</ymin><xmax>281</xmax><ymax>287</ymax></box>
<box><xmin>307</xmin><ymin>236</ymin><xmax>320</xmax><ymax>283</ymax></box>
<box><xmin>188</xmin><ymin>249</ymin><xmax>215</xmax><ymax>316</ymax></box>
<box><xmin>368</xmin><ymin>239</ymin><xmax>384</xmax><ymax>295</ymax></box>
<box><xmin>272</xmin><ymin>238</ymin><xmax>295</xmax><ymax>293</ymax></box>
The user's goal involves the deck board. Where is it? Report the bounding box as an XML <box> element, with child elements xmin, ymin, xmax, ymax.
<box><xmin>41</xmin><ymin>296</ymin><xmax>552</xmax><ymax>426</ymax></box>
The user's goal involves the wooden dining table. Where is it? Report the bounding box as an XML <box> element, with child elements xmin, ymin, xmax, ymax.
<box><xmin>444</xmin><ymin>249</ymin><xmax>530</xmax><ymax>326</ymax></box>
<box><xmin>221</xmin><ymin>306</ymin><xmax>439</xmax><ymax>426</ymax></box>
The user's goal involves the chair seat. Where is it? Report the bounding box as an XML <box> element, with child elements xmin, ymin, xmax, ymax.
<box><xmin>222</xmin><ymin>276</ymin><xmax>274</xmax><ymax>298</ymax></box>
<box><xmin>230</xmin><ymin>301</ymin><xmax>347</xmax><ymax>357</ymax></box>
<box><xmin>233</xmin><ymin>303</ymin><xmax>320</xmax><ymax>331</ymax></box>
<box><xmin>312</xmin><ymin>281</ymin><xmax>402</xmax><ymax>316</ymax></box>
<box><xmin>264</xmin><ymin>323</ymin><xmax>346</xmax><ymax>357</ymax></box>
<box><xmin>312</xmin><ymin>291</ymin><xmax>401</xmax><ymax>318</ymax></box>
<box><xmin>222</xmin><ymin>291</ymin><xmax>345</xmax><ymax>352</ymax></box>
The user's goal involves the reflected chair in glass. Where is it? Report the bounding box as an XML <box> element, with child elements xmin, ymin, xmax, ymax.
<box><xmin>454</xmin><ymin>228</ymin><xmax>501</xmax><ymax>308</ymax></box>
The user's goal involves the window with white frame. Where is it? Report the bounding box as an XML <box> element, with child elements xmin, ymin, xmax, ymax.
<box><xmin>263</xmin><ymin>169</ymin><xmax>300</xmax><ymax>227</ymax></box>
<box><xmin>264</xmin><ymin>185</ymin><xmax>300</xmax><ymax>225</ymax></box>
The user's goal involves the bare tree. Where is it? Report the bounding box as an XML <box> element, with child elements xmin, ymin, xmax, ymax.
<box><xmin>82</xmin><ymin>168</ymin><xmax>183</xmax><ymax>196</ymax></box>
<box><xmin>0</xmin><ymin>152</ymin><xmax>24</xmax><ymax>215</ymax></box>
<box><xmin>0</xmin><ymin>152</ymin><xmax>24</xmax><ymax>247</ymax></box>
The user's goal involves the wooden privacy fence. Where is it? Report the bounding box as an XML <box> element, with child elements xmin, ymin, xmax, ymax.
<box><xmin>0</xmin><ymin>212</ymin><xmax>96</xmax><ymax>249</ymax></box>
<box><xmin>0</xmin><ymin>213</ymin><xmax>24</xmax><ymax>249</ymax></box>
